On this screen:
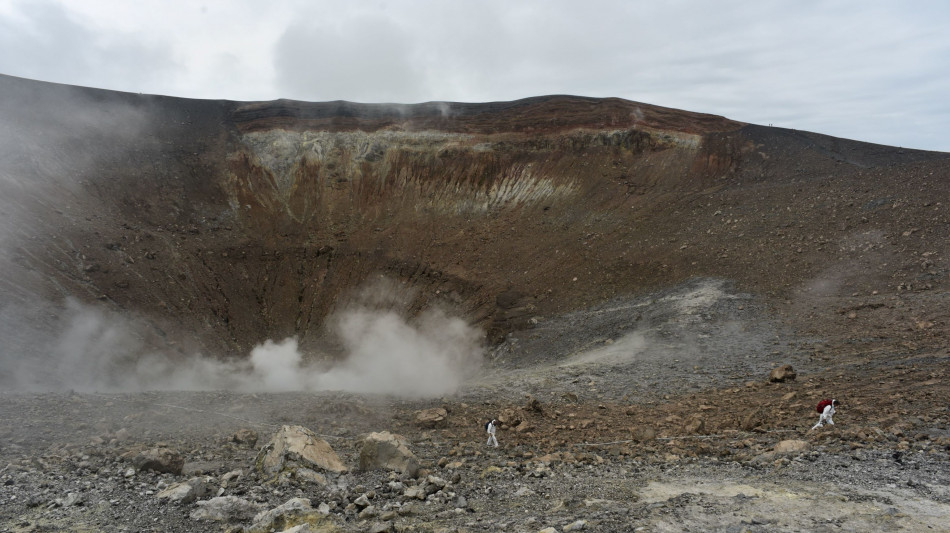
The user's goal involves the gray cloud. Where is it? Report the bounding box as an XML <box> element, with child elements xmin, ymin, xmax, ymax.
<box><xmin>1</xmin><ymin>0</ymin><xmax>948</xmax><ymax>151</ymax></box>
<box><xmin>274</xmin><ymin>11</ymin><xmax>427</xmax><ymax>103</ymax></box>
<box><xmin>0</xmin><ymin>0</ymin><xmax>177</xmax><ymax>91</ymax></box>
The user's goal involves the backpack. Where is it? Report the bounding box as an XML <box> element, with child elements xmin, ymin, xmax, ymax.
<box><xmin>816</xmin><ymin>399</ymin><xmax>833</xmax><ymax>413</ymax></box>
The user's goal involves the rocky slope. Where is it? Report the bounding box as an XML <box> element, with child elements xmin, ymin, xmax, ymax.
<box><xmin>3</xmin><ymin>74</ymin><xmax>948</xmax><ymax>371</ymax></box>
<box><xmin>1</xmin><ymin>73</ymin><xmax>950</xmax><ymax>532</ymax></box>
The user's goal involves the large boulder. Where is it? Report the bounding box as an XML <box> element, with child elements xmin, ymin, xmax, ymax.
<box><xmin>256</xmin><ymin>425</ymin><xmax>347</xmax><ymax>483</ymax></box>
<box><xmin>358</xmin><ymin>431</ymin><xmax>420</xmax><ymax>477</ymax></box>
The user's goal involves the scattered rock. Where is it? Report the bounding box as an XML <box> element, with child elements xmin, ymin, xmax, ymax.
<box><xmin>359</xmin><ymin>431</ymin><xmax>420</xmax><ymax>477</ymax></box>
<box><xmin>368</xmin><ymin>522</ymin><xmax>395</xmax><ymax>533</ymax></box>
<box><xmin>190</xmin><ymin>496</ymin><xmax>262</xmax><ymax>522</ymax></box>
<box><xmin>220</xmin><ymin>469</ymin><xmax>243</xmax><ymax>487</ymax></box>
<box><xmin>231</xmin><ymin>428</ymin><xmax>259</xmax><ymax>447</ymax></box>
<box><xmin>773</xmin><ymin>440</ymin><xmax>811</xmax><ymax>455</ymax></box>
<box><xmin>631</xmin><ymin>426</ymin><xmax>657</xmax><ymax>442</ymax></box>
<box><xmin>156</xmin><ymin>476</ymin><xmax>215</xmax><ymax>504</ymax></box>
<box><xmin>740</xmin><ymin>410</ymin><xmax>766</xmax><ymax>431</ymax></box>
<box><xmin>414</xmin><ymin>407</ymin><xmax>448</xmax><ymax>429</ymax></box>
<box><xmin>182</xmin><ymin>460</ymin><xmax>223</xmax><ymax>476</ymax></box>
<box><xmin>131</xmin><ymin>447</ymin><xmax>183</xmax><ymax>475</ymax></box>
<box><xmin>277</xmin><ymin>526</ymin><xmax>314</xmax><ymax>533</ymax></box>
<box><xmin>498</xmin><ymin>409</ymin><xmax>521</xmax><ymax>428</ymax></box>
<box><xmin>54</xmin><ymin>492</ymin><xmax>83</xmax><ymax>508</ymax></box>
<box><xmin>247</xmin><ymin>497</ymin><xmax>326</xmax><ymax>533</ymax></box>
<box><xmin>525</xmin><ymin>396</ymin><xmax>544</xmax><ymax>414</ymax></box>
<box><xmin>514</xmin><ymin>486</ymin><xmax>536</xmax><ymax>497</ymax></box>
<box><xmin>684</xmin><ymin>416</ymin><xmax>706</xmax><ymax>434</ymax></box>
<box><xmin>256</xmin><ymin>425</ymin><xmax>347</xmax><ymax>483</ymax></box>
<box><xmin>769</xmin><ymin>364</ymin><xmax>797</xmax><ymax>383</ymax></box>
<box><xmin>404</xmin><ymin>486</ymin><xmax>426</xmax><ymax>500</ymax></box>
<box><xmin>290</xmin><ymin>467</ymin><xmax>328</xmax><ymax>485</ymax></box>
<box><xmin>564</xmin><ymin>519</ymin><xmax>588</xmax><ymax>531</ymax></box>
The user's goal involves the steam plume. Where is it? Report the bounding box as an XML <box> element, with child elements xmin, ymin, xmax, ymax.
<box><xmin>0</xmin><ymin>286</ymin><xmax>484</xmax><ymax>397</ymax></box>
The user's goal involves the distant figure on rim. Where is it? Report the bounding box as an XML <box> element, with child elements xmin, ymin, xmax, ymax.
<box><xmin>811</xmin><ymin>399</ymin><xmax>840</xmax><ymax>430</ymax></box>
<box><xmin>485</xmin><ymin>419</ymin><xmax>499</xmax><ymax>447</ymax></box>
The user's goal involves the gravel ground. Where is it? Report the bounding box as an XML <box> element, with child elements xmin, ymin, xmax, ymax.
<box><xmin>1</xmin><ymin>280</ymin><xmax>948</xmax><ymax>532</ymax></box>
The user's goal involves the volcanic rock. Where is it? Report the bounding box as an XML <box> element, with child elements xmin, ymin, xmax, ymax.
<box><xmin>359</xmin><ymin>431</ymin><xmax>420</xmax><ymax>477</ymax></box>
<box><xmin>773</xmin><ymin>440</ymin><xmax>811</xmax><ymax>454</ymax></box>
<box><xmin>769</xmin><ymin>365</ymin><xmax>797</xmax><ymax>383</ymax></box>
<box><xmin>131</xmin><ymin>447</ymin><xmax>183</xmax><ymax>475</ymax></box>
<box><xmin>247</xmin><ymin>497</ymin><xmax>327</xmax><ymax>533</ymax></box>
<box><xmin>631</xmin><ymin>426</ymin><xmax>657</xmax><ymax>442</ymax></box>
<box><xmin>256</xmin><ymin>425</ymin><xmax>347</xmax><ymax>483</ymax></box>
<box><xmin>684</xmin><ymin>415</ymin><xmax>706</xmax><ymax>434</ymax></box>
<box><xmin>414</xmin><ymin>407</ymin><xmax>448</xmax><ymax>429</ymax></box>
<box><xmin>156</xmin><ymin>476</ymin><xmax>216</xmax><ymax>504</ymax></box>
<box><xmin>190</xmin><ymin>496</ymin><xmax>262</xmax><ymax>522</ymax></box>
<box><xmin>231</xmin><ymin>428</ymin><xmax>259</xmax><ymax>447</ymax></box>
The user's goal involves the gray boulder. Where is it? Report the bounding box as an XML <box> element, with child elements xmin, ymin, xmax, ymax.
<box><xmin>156</xmin><ymin>476</ymin><xmax>215</xmax><ymax>504</ymax></box>
<box><xmin>414</xmin><ymin>408</ymin><xmax>448</xmax><ymax>428</ymax></box>
<box><xmin>256</xmin><ymin>425</ymin><xmax>347</xmax><ymax>483</ymax></box>
<box><xmin>359</xmin><ymin>431</ymin><xmax>420</xmax><ymax>477</ymax></box>
<box><xmin>189</xmin><ymin>496</ymin><xmax>262</xmax><ymax>522</ymax></box>
<box><xmin>131</xmin><ymin>447</ymin><xmax>183</xmax><ymax>475</ymax></box>
<box><xmin>246</xmin><ymin>497</ymin><xmax>328</xmax><ymax>533</ymax></box>
<box><xmin>769</xmin><ymin>364</ymin><xmax>797</xmax><ymax>383</ymax></box>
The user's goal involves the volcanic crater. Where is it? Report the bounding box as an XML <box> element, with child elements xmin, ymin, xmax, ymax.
<box><xmin>1</xmin><ymin>74</ymin><xmax>949</xmax><ymax>532</ymax></box>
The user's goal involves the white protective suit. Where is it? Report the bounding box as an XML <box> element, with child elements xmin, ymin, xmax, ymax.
<box><xmin>811</xmin><ymin>400</ymin><xmax>837</xmax><ymax>430</ymax></box>
<box><xmin>486</xmin><ymin>419</ymin><xmax>498</xmax><ymax>447</ymax></box>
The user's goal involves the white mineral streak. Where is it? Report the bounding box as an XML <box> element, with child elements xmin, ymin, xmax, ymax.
<box><xmin>238</xmin><ymin>130</ymin><xmax>579</xmax><ymax>215</ymax></box>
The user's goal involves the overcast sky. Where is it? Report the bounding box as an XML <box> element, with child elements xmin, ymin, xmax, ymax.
<box><xmin>1</xmin><ymin>0</ymin><xmax>948</xmax><ymax>151</ymax></box>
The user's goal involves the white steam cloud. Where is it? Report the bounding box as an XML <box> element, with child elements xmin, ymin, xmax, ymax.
<box><xmin>244</xmin><ymin>307</ymin><xmax>482</xmax><ymax>396</ymax></box>
<box><xmin>0</xmin><ymin>291</ymin><xmax>484</xmax><ymax>398</ymax></box>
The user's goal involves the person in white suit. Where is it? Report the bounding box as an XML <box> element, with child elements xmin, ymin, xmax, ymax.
<box><xmin>811</xmin><ymin>399</ymin><xmax>839</xmax><ymax>430</ymax></box>
<box><xmin>486</xmin><ymin>419</ymin><xmax>499</xmax><ymax>447</ymax></box>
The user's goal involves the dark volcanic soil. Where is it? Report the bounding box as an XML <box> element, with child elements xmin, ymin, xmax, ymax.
<box><xmin>1</xmin><ymin>74</ymin><xmax>950</xmax><ymax>532</ymax></box>
<box><xmin>1</xmin><ymin>280</ymin><xmax>949</xmax><ymax>532</ymax></box>
<box><xmin>0</xmin><ymin>313</ymin><xmax>948</xmax><ymax>531</ymax></box>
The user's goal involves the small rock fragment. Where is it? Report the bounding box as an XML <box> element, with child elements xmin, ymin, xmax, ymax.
<box><xmin>769</xmin><ymin>364</ymin><xmax>797</xmax><ymax>383</ymax></box>
<box><xmin>190</xmin><ymin>496</ymin><xmax>262</xmax><ymax>522</ymax></box>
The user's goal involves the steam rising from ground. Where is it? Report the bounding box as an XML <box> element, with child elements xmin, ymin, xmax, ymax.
<box><xmin>247</xmin><ymin>307</ymin><xmax>482</xmax><ymax>395</ymax></box>
<box><xmin>0</xmin><ymin>286</ymin><xmax>483</xmax><ymax>397</ymax></box>
<box><xmin>265</xmin><ymin>278</ymin><xmax>486</xmax><ymax>395</ymax></box>
<box><xmin>0</xmin><ymin>77</ymin><xmax>487</xmax><ymax>396</ymax></box>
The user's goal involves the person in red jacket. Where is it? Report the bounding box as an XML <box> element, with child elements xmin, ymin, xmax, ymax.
<box><xmin>811</xmin><ymin>399</ymin><xmax>839</xmax><ymax>430</ymax></box>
